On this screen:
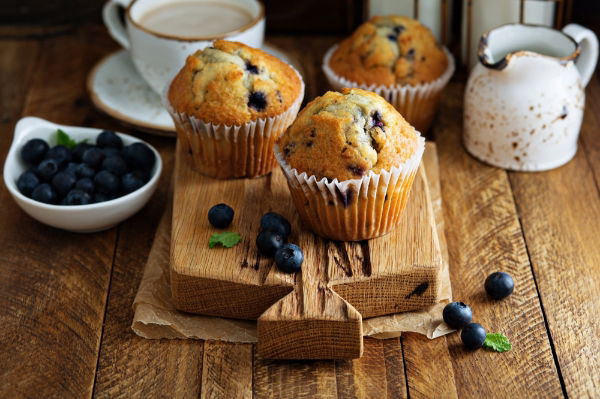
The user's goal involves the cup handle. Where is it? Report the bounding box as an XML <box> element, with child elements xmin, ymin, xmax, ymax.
<box><xmin>102</xmin><ymin>0</ymin><xmax>132</xmax><ymax>50</ymax></box>
<box><xmin>563</xmin><ymin>23</ymin><xmax>599</xmax><ymax>87</ymax></box>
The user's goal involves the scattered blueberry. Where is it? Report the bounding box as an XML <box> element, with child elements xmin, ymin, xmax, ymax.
<box><xmin>17</xmin><ymin>170</ymin><xmax>40</xmax><ymax>197</ymax></box>
<box><xmin>260</xmin><ymin>212</ymin><xmax>291</xmax><ymax>239</ymax></box>
<box><xmin>443</xmin><ymin>302</ymin><xmax>473</xmax><ymax>329</ymax></box>
<box><xmin>248</xmin><ymin>91</ymin><xmax>267</xmax><ymax>111</ymax></box>
<box><xmin>94</xmin><ymin>170</ymin><xmax>120</xmax><ymax>194</ymax></box>
<box><xmin>121</xmin><ymin>171</ymin><xmax>145</xmax><ymax>194</ymax></box>
<box><xmin>51</xmin><ymin>171</ymin><xmax>77</xmax><ymax>197</ymax></box>
<box><xmin>45</xmin><ymin>145</ymin><xmax>72</xmax><ymax>167</ymax></box>
<box><xmin>97</xmin><ymin>130</ymin><xmax>123</xmax><ymax>148</ymax></box>
<box><xmin>256</xmin><ymin>230</ymin><xmax>285</xmax><ymax>257</ymax></box>
<box><xmin>208</xmin><ymin>203</ymin><xmax>234</xmax><ymax>228</ymax></box>
<box><xmin>82</xmin><ymin>147</ymin><xmax>105</xmax><ymax>169</ymax></box>
<box><xmin>65</xmin><ymin>189</ymin><xmax>92</xmax><ymax>205</ymax></box>
<box><xmin>461</xmin><ymin>323</ymin><xmax>487</xmax><ymax>350</ymax></box>
<box><xmin>485</xmin><ymin>272</ymin><xmax>514</xmax><ymax>300</ymax></box>
<box><xmin>122</xmin><ymin>142</ymin><xmax>155</xmax><ymax>171</ymax></box>
<box><xmin>102</xmin><ymin>156</ymin><xmax>128</xmax><ymax>176</ymax></box>
<box><xmin>72</xmin><ymin>142</ymin><xmax>92</xmax><ymax>161</ymax></box>
<box><xmin>274</xmin><ymin>244</ymin><xmax>304</xmax><ymax>273</ymax></box>
<box><xmin>31</xmin><ymin>183</ymin><xmax>57</xmax><ymax>204</ymax></box>
<box><xmin>21</xmin><ymin>138</ymin><xmax>49</xmax><ymax>165</ymax></box>
<box><xmin>75</xmin><ymin>163</ymin><xmax>95</xmax><ymax>179</ymax></box>
<box><xmin>36</xmin><ymin>158</ymin><xmax>60</xmax><ymax>181</ymax></box>
<box><xmin>75</xmin><ymin>178</ymin><xmax>94</xmax><ymax>194</ymax></box>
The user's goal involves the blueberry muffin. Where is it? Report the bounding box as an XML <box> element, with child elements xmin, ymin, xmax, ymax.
<box><xmin>166</xmin><ymin>40</ymin><xmax>304</xmax><ymax>178</ymax></box>
<box><xmin>276</xmin><ymin>88</ymin><xmax>424</xmax><ymax>241</ymax></box>
<box><xmin>279</xmin><ymin>88</ymin><xmax>419</xmax><ymax>181</ymax></box>
<box><xmin>329</xmin><ymin>15</ymin><xmax>448</xmax><ymax>86</ymax></box>
<box><xmin>322</xmin><ymin>16</ymin><xmax>454</xmax><ymax>133</ymax></box>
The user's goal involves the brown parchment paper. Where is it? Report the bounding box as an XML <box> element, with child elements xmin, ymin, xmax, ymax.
<box><xmin>132</xmin><ymin>143</ymin><xmax>453</xmax><ymax>341</ymax></box>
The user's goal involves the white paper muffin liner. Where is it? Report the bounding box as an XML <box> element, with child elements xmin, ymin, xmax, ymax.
<box><xmin>164</xmin><ymin>68</ymin><xmax>305</xmax><ymax>179</ymax></box>
<box><xmin>274</xmin><ymin>134</ymin><xmax>425</xmax><ymax>241</ymax></box>
<box><xmin>322</xmin><ymin>45</ymin><xmax>455</xmax><ymax>133</ymax></box>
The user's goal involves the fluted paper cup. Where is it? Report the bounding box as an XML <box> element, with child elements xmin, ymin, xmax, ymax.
<box><xmin>275</xmin><ymin>135</ymin><xmax>425</xmax><ymax>241</ymax></box>
<box><xmin>164</xmin><ymin>69</ymin><xmax>304</xmax><ymax>179</ymax></box>
<box><xmin>322</xmin><ymin>46</ymin><xmax>454</xmax><ymax>133</ymax></box>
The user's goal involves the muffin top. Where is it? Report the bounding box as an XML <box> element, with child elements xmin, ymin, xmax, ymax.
<box><xmin>329</xmin><ymin>15</ymin><xmax>448</xmax><ymax>86</ymax></box>
<box><xmin>278</xmin><ymin>88</ymin><xmax>419</xmax><ymax>181</ymax></box>
<box><xmin>168</xmin><ymin>40</ymin><xmax>303</xmax><ymax>125</ymax></box>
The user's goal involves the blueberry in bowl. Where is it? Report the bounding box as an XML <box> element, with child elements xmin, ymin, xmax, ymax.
<box><xmin>3</xmin><ymin>117</ymin><xmax>163</xmax><ymax>232</ymax></box>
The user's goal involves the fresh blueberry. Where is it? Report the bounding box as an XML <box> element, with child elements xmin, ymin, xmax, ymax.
<box><xmin>461</xmin><ymin>323</ymin><xmax>486</xmax><ymax>350</ymax></box>
<box><xmin>82</xmin><ymin>147</ymin><xmax>105</xmax><ymax>169</ymax></box>
<box><xmin>93</xmin><ymin>192</ymin><xmax>109</xmax><ymax>203</ymax></box>
<box><xmin>96</xmin><ymin>130</ymin><xmax>123</xmax><ymax>148</ymax></box>
<box><xmin>102</xmin><ymin>155</ymin><xmax>128</xmax><ymax>176</ymax></box>
<box><xmin>121</xmin><ymin>171</ymin><xmax>145</xmax><ymax>194</ymax></box>
<box><xmin>45</xmin><ymin>145</ymin><xmax>73</xmax><ymax>166</ymax></box>
<box><xmin>51</xmin><ymin>171</ymin><xmax>77</xmax><ymax>197</ymax></box>
<box><xmin>102</xmin><ymin>147</ymin><xmax>121</xmax><ymax>158</ymax></box>
<box><xmin>485</xmin><ymin>272</ymin><xmax>514</xmax><ymax>300</ymax></box>
<box><xmin>72</xmin><ymin>142</ymin><xmax>92</xmax><ymax>161</ymax></box>
<box><xmin>122</xmin><ymin>142</ymin><xmax>155</xmax><ymax>171</ymax></box>
<box><xmin>248</xmin><ymin>91</ymin><xmax>267</xmax><ymax>111</ymax></box>
<box><xmin>208</xmin><ymin>203</ymin><xmax>234</xmax><ymax>228</ymax></box>
<box><xmin>75</xmin><ymin>163</ymin><xmax>95</xmax><ymax>179</ymax></box>
<box><xmin>64</xmin><ymin>162</ymin><xmax>79</xmax><ymax>176</ymax></box>
<box><xmin>75</xmin><ymin>178</ymin><xmax>94</xmax><ymax>194</ymax></box>
<box><xmin>36</xmin><ymin>158</ymin><xmax>60</xmax><ymax>181</ymax></box>
<box><xmin>21</xmin><ymin>138</ymin><xmax>49</xmax><ymax>165</ymax></box>
<box><xmin>94</xmin><ymin>170</ymin><xmax>119</xmax><ymax>194</ymax></box>
<box><xmin>256</xmin><ymin>230</ymin><xmax>284</xmax><ymax>257</ymax></box>
<box><xmin>260</xmin><ymin>212</ymin><xmax>291</xmax><ymax>239</ymax></box>
<box><xmin>442</xmin><ymin>302</ymin><xmax>473</xmax><ymax>329</ymax></box>
<box><xmin>17</xmin><ymin>170</ymin><xmax>40</xmax><ymax>197</ymax></box>
<box><xmin>65</xmin><ymin>189</ymin><xmax>92</xmax><ymax>205</ymax></box>
<box><xmin>274</xmin><ymin>244</ymin><xmax>303</xmax><ymax>273</ymax></box>
<box><xmin>31</xmin><ymin>183</ymin><xmax>57</xmax><ymax>204</ymax></box>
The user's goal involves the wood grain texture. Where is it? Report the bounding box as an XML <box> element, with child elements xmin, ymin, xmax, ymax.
<box><xmin>509</xmin><ymin>142</ymin><xmax>600</xmax><ymax>394</ymax></box>
<box><xmin>581</xmin><ymin>75</ymin><xmax>600</xmax><ymax>190</ymax></box>
<box><xmin>0</xmin><ymin>28</ymin><xmax>119</xmax><ymax>398</ymax></box>
<box><xmin>434</xmin><ymin>81</ymin><xmax>564</xmax><ymax>398</ymax></box>
<box><xmin>254</xmin><ymin>356</ymin><xmax>338</xmax><ymax>398</ymax></box>
<box><xmin>334</xmin><ymin>338</ymin><xmax>407</xmax><ymax>399</ymax></box>
<box><xmin>201</xmin><ymin>342</ymin><xmax>253</xmax><ymax>399</ymax></box>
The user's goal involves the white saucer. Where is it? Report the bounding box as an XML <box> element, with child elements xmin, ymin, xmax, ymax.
<box><xmin>87</xmin><ymin>44</ymin><xmax>304</xmax><ymax>136</ymax></box>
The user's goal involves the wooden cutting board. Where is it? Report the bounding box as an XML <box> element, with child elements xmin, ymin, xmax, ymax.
<box><xmin>170</xmin><ymin>142</ymin><xmax>443</xmax><ymax>359</ymax></box>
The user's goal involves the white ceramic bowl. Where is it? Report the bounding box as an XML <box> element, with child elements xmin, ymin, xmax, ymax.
<box><xmin>3</xmin><ymin>117</ymin><xmax>162</xmax><ymax>232</ymax></box>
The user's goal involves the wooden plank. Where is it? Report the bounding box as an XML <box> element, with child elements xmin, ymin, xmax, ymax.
<box><xmin>433</xmin><ymin>81</ymin><xmax>564</xmax><ymax>397</ymax></box>
<box><xmin>509</xmin><ymin>144</ymin><xmax>600</xmax><ymax>395</ymax></box>
<box><xmin>201</xmin><ymin>342</ymin><xmax>253</xmax><ymax>399</ymax></box>
<box><xmin>253</xmin><ymin>356</ymin><xmax>338</xmax><ymax>398</ymax></box>
<box><xmin>334</xmin><ymin>338</ymin><xmax>406</xmax><ymax>399</ymax></box>
<box><xmin>0</xmin><ymin>27</ymin><xmax>121</xmax><ymax>398</ymax></box>
<box><xmin>580</xmin><ymin>75</ymin><xmax>600</xmax><ymax>189</ymax></box>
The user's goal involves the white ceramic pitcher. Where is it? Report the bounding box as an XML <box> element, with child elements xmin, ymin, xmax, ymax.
<box><xmin>464</xmin><ymin>24</ymin><xmax>598</xmax><ymax>171</ymax></box>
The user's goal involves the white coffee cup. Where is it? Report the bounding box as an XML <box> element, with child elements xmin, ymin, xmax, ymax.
<box><xmin>103</xmin><ymin>0</ymin><xmax>265</xmax><ymax>94</ymax></box>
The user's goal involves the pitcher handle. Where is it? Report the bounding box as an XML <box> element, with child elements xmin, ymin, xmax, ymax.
<box><xmin>102</xmin><ymin>0</ymin><xmax>132</xmax><ymax>50</ymax></box>
<box><xmin>563</xmin><ymin>24</ymin><xmax>599</xmax><ymax>87</ymax></box>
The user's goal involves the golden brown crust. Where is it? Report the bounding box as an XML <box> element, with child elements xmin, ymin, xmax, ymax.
<box><xmin>329</xmin><ymin>15</ymin><xmax>448</xmax><ymax>86</ymax></box>
<box><xmin>168</xmin><ymin>40</ymin><xmax>302</xmax><ymax>125</ymax></box>
<box><xmin>278</xmin><ymin>88</ymin><xmax>418</xmax><ymax>181</ymax></box>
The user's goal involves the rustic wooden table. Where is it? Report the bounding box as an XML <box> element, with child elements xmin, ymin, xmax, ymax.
<box><xmin>1</xmin><ymin>24</ymin><xmax>599</xmax><ymax>398</ymax></box>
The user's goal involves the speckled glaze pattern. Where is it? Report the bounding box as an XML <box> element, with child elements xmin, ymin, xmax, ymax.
<box><xmin>464</xmin><ymin>24</ymin><xmax>599</xmax><ymax>171</ymax></box>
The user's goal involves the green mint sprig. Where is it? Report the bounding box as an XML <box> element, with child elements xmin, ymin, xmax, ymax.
<box><xmin>209</xmin><ymin>232</ymin><xmax>241</xmax><ymax>248</ymax></box>
<box><xmin>55</xmin><ymin>129</ymin><xmax>87</xmax><ymax>149</ymax></box>
<box><xmin>483</xmin><ymin>332</ymin><xmax>511</xmax><ymax>352</ymax></box>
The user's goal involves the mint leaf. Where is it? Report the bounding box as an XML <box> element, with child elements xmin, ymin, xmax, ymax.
<box><xmin>55</xmin><ymin>129</ymin><xmax>78</xmax><ymax>149</ymax></box>
<box><xmin>483</xmin><ymin>333</ymin><xmax>512</xmax><ymax>352</ymax></box>
<box><xmin>209</xmin><ymin>232</ymin><xmax>241</xmax><ymax>248</ymax></box>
